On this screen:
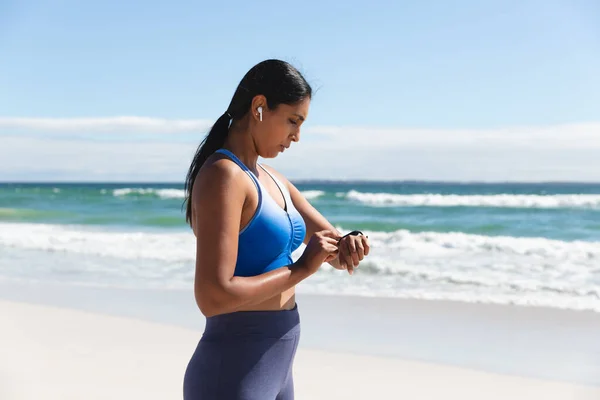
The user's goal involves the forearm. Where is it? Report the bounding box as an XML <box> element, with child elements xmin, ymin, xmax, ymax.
<box><xmin>196</xmin><ymin>262</ymin><xmax>311</xmax><ymax>316</ymax></box>
<box><xmin>226</xmin><ymin>264</ymin><xmax>311</xmax><ymax>309</ymax></box>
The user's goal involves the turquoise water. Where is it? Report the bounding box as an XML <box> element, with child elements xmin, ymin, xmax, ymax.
<box><xmin>1</xmin><ymin>181</ymin><xmax>599</xmax><ymax>311</ymax></box>
<box><xmin>2</xmin><ymin>182</ymin><xmax>600</xmax><ymax>239</ymax></box>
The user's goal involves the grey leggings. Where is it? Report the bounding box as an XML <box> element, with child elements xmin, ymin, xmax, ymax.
<box><xmin>183</xmin><ymin>304</ymin><xmax>301</xmax><ymax>399</ymax></box>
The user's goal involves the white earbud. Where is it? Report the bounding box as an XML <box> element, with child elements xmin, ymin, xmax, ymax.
<box><xmin>257</xmin><ymin>106</ymin><xmax>263</xmax><ymax>121</ymax></box>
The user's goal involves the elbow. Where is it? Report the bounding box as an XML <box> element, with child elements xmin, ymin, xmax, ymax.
<box><xmin>195</xmin><ymin>290</ymin><xmax>221</xmax><ymax>317</ymax></box>
<box><xmin>194</xmin><ymin>284</ymin><xmax>236</xmax><ymax>317</ymax></box>
<box><xmin>195</xmin><ymin>297</ymin><xmax>217</xmax><ymax>317</ymax></box>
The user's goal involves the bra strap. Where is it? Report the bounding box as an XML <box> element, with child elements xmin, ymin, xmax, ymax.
<box><xmin>214</xmin><ymin>149</ymin><xmax>262</xmax><ymax>195</ymax></box>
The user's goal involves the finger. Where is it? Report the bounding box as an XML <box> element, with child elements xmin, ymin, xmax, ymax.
<box><xmin>325</xmin><ymin>243</ymin><xmax>339</xmax><ymax>253</ymax></box>
<box><xmin>342</xmin><ymin>240</ymin><xmax>355</xmax><ymax>275</ymax></box>
<box><xmin>363</xmin><ymin>236</ymin><xmax>370</xmax><ymax>256</ymax></box>
<box><xmin>356</xmin><ymin>240</ymin><xmax>365</xmax><ymax>261</ymax></box>
<box><xmin>337</xmin><ymin>250</ymin><xmax>348</xmax><ymax>269</ymax></box>
<box><xmin>325</xmin><ymin>243</ymin><xmax>347</xmax><ymax>269</ymax></box>
<box><xmin>323</xmin><ymin>236</ymin><xmax>341</xmax><ymax>245</ymax></box>
<box><xmin>347</xmin><ymin>239</ymin><xmax>360</xmax><ymax>267</ymax></box>
<box><xmin>340</xmin><ymin>239</ymin><xmax>352</xmax><ymax>265</ymax></box>
<box><xmin>324</xmin><ymin>246</ymin><xmax>338</xmax><ymax>258</ymax></box>
<box><xmin>331</xmin><ymin>248</ymin><xmax>346</xmax><ymax>269</ymax></box>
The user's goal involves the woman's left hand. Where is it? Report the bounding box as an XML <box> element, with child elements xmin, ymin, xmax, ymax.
<box><xmin>335</xmin><ymin>233</ymin><xmax>370</xmax><ymax>275</ymax></box>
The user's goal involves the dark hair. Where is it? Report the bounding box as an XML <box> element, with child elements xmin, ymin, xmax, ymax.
<box><xmin>183</xmin><ymin>59</ymin><xmax>312</xmax><ymax>226</ymax></box>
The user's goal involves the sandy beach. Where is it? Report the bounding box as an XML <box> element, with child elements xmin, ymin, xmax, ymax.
<box><xmin>1</xmin><ymin>282</ymin><xmax>599</xmax><ymax>400</ymax></box>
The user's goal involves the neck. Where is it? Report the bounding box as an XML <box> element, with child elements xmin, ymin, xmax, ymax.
<box><xmin>222</xmin><ymin>124</ymin><xmax>260</xmax><ymax>172</ymax></box>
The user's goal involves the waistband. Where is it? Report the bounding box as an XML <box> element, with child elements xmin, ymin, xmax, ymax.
<box><xmin>202</xmin><ymin>303</ymin><xmax>300</xmax><ymax>340</ymax></box>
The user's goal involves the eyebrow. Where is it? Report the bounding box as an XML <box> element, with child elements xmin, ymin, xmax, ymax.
<box><xmin>293</xmin><ymin>113</ymin><xmax>305</xmax><ymax>121</ymax></box>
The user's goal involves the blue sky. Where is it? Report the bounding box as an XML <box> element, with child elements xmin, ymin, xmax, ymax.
<box><xmin>1</xmin><ymin>0</ymin><xmax>599</xmax><ymax>181</ymax></box>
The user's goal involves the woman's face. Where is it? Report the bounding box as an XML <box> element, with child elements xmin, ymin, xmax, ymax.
<box><xmin>254</xmin><ymin>97</ymin><xmax>310</xmax><ymax>159</ymax></box>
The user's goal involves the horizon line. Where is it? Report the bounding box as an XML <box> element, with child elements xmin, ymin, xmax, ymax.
<box><xmin>1</xmin><ymin>179</ymin><xmax>600</xmax><ymax>185</ymax></box>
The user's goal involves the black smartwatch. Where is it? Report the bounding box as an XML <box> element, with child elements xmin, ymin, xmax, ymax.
<box><xmin>338</xmin><ymin>230</ymin><xmax>364</xmax><ymax>242</ymax></box>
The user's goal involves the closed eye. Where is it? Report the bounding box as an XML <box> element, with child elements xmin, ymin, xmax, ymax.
<box><xmin>289</xmin><ymin>119</ymin><xmax>298</xmax><ymax>126</ymax></box>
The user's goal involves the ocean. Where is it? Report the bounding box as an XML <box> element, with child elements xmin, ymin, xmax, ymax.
<box><xmin>1</xmin><ymin>181</ymin><xmax>599</xmax><ymax>312</ymax></box>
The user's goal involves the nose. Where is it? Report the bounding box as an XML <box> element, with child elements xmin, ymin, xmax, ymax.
<box><xmin>292</xmin><ymin>130</ymin><xmax>300</xmax><ymax>142</ymax></box>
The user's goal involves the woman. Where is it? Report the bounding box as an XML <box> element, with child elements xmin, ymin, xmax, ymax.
<box><xmin>182</xmin><ymin>59</ymin><xmax>370</xmax><ymax>399</ymax></box>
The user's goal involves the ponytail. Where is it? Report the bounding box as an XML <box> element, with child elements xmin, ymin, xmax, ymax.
<box><xmin>183</xmin><ymin>111</ymin><xmax>232</xmax><ymax>225</ymax></box>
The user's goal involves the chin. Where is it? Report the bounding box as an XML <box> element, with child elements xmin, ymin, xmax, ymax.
<box><xmin>261</xmin><ymin>150</ymin><xmax>281</xmax><ymax>159</ymax></box>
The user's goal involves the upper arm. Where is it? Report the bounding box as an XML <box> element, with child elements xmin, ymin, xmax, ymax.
<box><xmin>191</xmin><ymin>159</ymin><xmax>246</xmax><ymax>310</ymax></box>
<box><xmin>261</xmin><ymin>165</ymin><xmax>339</xmax><ymax>242</ymax></box>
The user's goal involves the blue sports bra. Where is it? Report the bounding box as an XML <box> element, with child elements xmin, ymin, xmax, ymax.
<box><xmin>215</xmin><ymin>149</ymin><xmax>307</xmax><ymax>277</ymax></box>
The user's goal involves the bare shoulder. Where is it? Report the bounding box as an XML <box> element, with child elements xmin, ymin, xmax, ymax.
<box><xmin>193</xmin><ymin>154</ymin><xmax>246</xmax><ymax>200</ymax></box>
<box><xmin>190</xmin><ymin>154</ymin><xmax>248</xmax><ymax>234</ymax></box>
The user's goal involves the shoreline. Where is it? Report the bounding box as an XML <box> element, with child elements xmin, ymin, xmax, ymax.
<box><xmin>4</xmin><ymin>275</ymin><xmax>600</xmax><ymax>315</ymax></box>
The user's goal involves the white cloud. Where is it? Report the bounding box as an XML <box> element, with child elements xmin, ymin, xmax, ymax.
<box><xmin>306</xmin><ymin>122</ymin><xmax>600</xmax><ymax>149</ymax></box>
<box><xmin>1</xmin><ymin>118</ymin><xmax>599</xmax><ymax>181</ymax></box>
<box><xmin>0</xmin><ymin>116</ymin><xmax>213</xmax><ymax>134</ymax></box>
<box><xmin>1</xmin><ymin>117</ymin><xmax>599</xmax><ymax>150</ymax></box>
<box><xmin>0</xmin><ymin>136</ymin><xmax>195</xmax><ymax>181</ymax></box>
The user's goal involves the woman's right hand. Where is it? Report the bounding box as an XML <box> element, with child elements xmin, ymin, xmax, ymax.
<box><xmin>296</xmin><ymin>230</ymin><xmax>341</xmax><ymax>274</ymax></box>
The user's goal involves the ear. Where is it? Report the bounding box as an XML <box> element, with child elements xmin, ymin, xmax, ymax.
<box><xmin>250</xmin><ymin>95</ymin><xmax>267</xmax><ymax>122</ymax></box>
